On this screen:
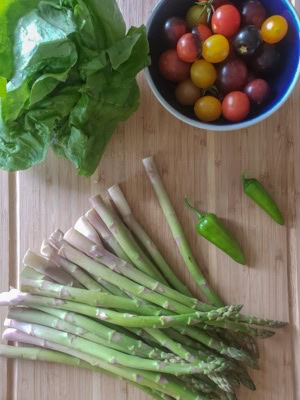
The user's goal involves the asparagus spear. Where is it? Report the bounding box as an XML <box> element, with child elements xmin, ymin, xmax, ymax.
<box><xmin>0</xmin><ymin>289</ymin><xmax>228</xmax><ymax>329</ymax></box>
<box><xmin>64</xmin><ymin>227</ymin><xmax>212</xmax><ymax>312</ymax></box>
<box><xmin>20</xmin><ymin>279</ymin><xmax>169</xmax><ymax>317</ymax></box>
<box><xmin>89</xmin><ymin>195</ymin><xmax>168</xmax><ymax>284</ymax></box>
<box><xmin>32</xmin><ymin>306</ymin><xmax>172</xmax><ymax>360</ymax></box>
<box><xmin>59</xmin><ymin>242</ymin><xmax>213</xmax><ymax>313</ymax></box>
<box><xmin>74</xmin><ymin>216</ymin><xmax>102</xmax><ymax>245</ymax></box>
<box><xmin>7</xmin><ymin>307</ymin><xmax>158</xmax><ymax>358</ymax></box>
<box><xmin>23</xmin><ymin>250</ymin><xmax>81</xmax><ymax>288</ymax></box>
<box><xmin>174</xmin><ymin>326</ymin><xmax>257</xmax><ymax>367</ymax></box>
<box><xmin>50</xmin><ymin>230</ymin><xmax>132</xmax><ymax>298</ymax></box>
<box><xmin>41</xmin><ymin>240</ymin><xmax>104</xmax><ymax>291</ymax></box>
<box><xmin>142</xmin><ymin>156</ymin><xmax>223</xmax><ymax>308</ymax></box>
<box><xmin>108</xmin><ymin>184</ymin><xmax>191</xmax><ymax>296</ymax></box>
<box><xmin>0</xmin><ymin>340</ymin><xmax>207</xmax><ymax>400</ymax></box>
<box><xmin>4</xmin><ymin>319</ymin><xmax>229</xmax><ymax>376</ymax></box>
<box><xmin>86</xmin><ymin>209</ymin><xmax>132</xmax><ymax>263</ymax></box>
<box><xmin>200</xmin><ymin>320</ymin><xmax>275</xmax><ymax>338</ymax></box>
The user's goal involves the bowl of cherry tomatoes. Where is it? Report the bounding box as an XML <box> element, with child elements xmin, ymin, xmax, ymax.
<box><xmin>145</xmin><ymin>0</ymin><xmax>300</xmax><ymax>131</ymax></box>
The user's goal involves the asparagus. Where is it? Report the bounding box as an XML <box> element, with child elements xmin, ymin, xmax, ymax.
<box><xmin>41</xmin><ymin>240</ymin><xmax>104</xmax><ymax>291</ymax></box>
<box><xmin>20</xmin><ymin>278</ymin><xmax>170</xmax><ymax>317</ymax></box>
<box><xmin>23</xmin><ymin>250</ymin><xmax>81</xmax><ymax>288</ymax></box>
<box><xmin>4</xmin><ymin>319</ymin><xmax>229</xmax><ymax>376</ymax></box>
<box><xmin>0</xmin><ymin>339</ymin><xmax>207</xmax><ymax>400</ymax></box>
<box><xmin>108</xmin><ymin>184</ymin><xmax>191</xmax><ymax>296</ymax></box>
<box><xmin>86</xmin><ymin>209</ymin><xmax>132</xmax><ymax>264</ymax></box>
<box><xmin>50</xmin><ymin>230</ymin><xmax>131</xmax><ymax>298</ymax></box>
<box><xmin>142</xmin><ymin>157</ymin><xmax>224</xmax><ymax>307</ymax></box>
<box><xmin>33</xmin><ymin>306</ymin><xmax>172</xmax><ymax>360</ymax></box>
<box><xmin>144</xmin><ymin>328</ymin><xmax>196</xmax><ymax>362</ymax></box>
<box><xmin>64</xmin><ymin>227</ymin><xmax>214</xmax><ymax>312</ymax></box>
<box><xmin>200</xmin><ymin>320</ymin><xmax>275</xmax><ymax>338</ymax></box>
<box><xmin>90</xmin><ymin>195</ymin><xmax>168</xmax><ymax>284</ymax></box>
<box><xmin>74</xmin><ymin>216</ymin><xmax>102</xmax><ymax>245</ymax></box>
<box><xmin>0</xmin><ymin>289</ymin><xmax>226</xmax><ymax>329</ymax></box>
<box><xmin>174</xmin><ymin>326</ymin><xmax>256</xmax><ymax>367</ymax></box>
<box><xmin>59</xmin><ymin>242</ymin><xmax>213</xmax><ymax>313</ymax></box>
<box><xmin>7</xmin><ymin>307</ymin><xmax>153</xmax><ymax>357</ymax></box>
<box><xmin>20</xmin><ymin>265</ymin><xmax>53</xmax><ymax>282</ymax></box>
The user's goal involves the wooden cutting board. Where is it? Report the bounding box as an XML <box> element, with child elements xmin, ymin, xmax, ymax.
<box><xmin>0</xmin><ymin>0</ymin><xmax>299</xmax><ymax>399</ymax></box>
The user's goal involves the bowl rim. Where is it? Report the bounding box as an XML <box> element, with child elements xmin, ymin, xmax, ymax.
<box><xmin>145</xmin><ymin>0</ymin><xmax>300</xmax><ymax>132</ymax></box>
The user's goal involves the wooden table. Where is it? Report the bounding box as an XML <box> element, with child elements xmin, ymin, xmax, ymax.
<box><xmin>1</xmin><ymin>1</ymin><xmax>299</xmax><ymax>399</ymax></box>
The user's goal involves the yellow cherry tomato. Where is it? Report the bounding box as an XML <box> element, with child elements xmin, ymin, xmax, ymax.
<box><xmin>202</xmin><ymin>34</ymin><xmax>230</xmax><ymax>63</ymax></box>
<box><xmin>194</xmin><ymin>96</ymin><xmax>222</xmax><ymax>122</ymax></box>
<box><xmin>190</xmin><ymin>59</ymin><xmax>217</xmax><ymax>89</ymax></box>
<box><xmin>261</xmin><ymin>15</ymin><xmax>288</xmax><ymax>44</ymax></box>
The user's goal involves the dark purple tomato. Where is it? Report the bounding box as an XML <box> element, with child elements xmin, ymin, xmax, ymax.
<box><xmin>250</xmin><ymin>43</ymin><xmax>280</xmax><ymax>74</ymax></box>
<box><xmin>233</xmin><ymin>25</ymin><xmax>262</xmax><ymax>57</ymax></box>
<box><xmin>244</xmin><ymin>79</ymin><xmax>270</xmax><ymax>104</ymax></box>
<box><xmin>217</xmin><ymin>58</ymin><xmax>248</xmax><ymax>94</ymax></box>
<box><xmin>159</xmin><ymin>50</ymin><xmax>191</xmax><ymax>82</ymax></box>
<box><xmin>242</xmin><ymin>0</ymin><xmax>267</xmax><ymax>29</ymax></box>
<box><xmin>177</xmin><ymin>33</ymin><xmax>202</xmax><ymax>63</ymax></box>
<box><xmin>164</xmin><ymin>17</ymin><xmax>188</xmax><ymax>48</ymax></box>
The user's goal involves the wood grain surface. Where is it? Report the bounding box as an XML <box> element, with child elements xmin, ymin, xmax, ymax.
<box><xmin>0</xmin><ymin>0</ymin><xmax>299</xmax><ymax>399</ymax></box>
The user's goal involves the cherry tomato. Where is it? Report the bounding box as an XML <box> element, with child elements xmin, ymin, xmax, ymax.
<box><xmin>222</xmin><ymin>91</ymin><xmax>250</xmax><ymax>122</ymax></box>
<box><xmin>233</xmin><ymin>25</ymin><xmax>262</xmax><ymax>57</ymax></box>
<box><xmin>164</xmin><ymin>17</ymin><xmax>188</xmax><ymax>48</ymax></box>
<box><xmin>177</xmin><ymin>33</ymin><xmax>202</xmax><ymax>63</ymax></box>
<box><xmin>250</xmin><ymin>43</ymin><xmax>280</xmax><ymax>75</ymax></box>
<box><xmin>194</xmin><ymin>96</ymin><xmax>222</xmax><ymax>122</ymax></box>
<box><xmin>261</xmin><ymin>15</ymin><xmax>288</xmax><ymax>44</ymax></box>
<box><xmin>202</xmin><ymin>35</ymin><xmax>230</xmax><ymax>63</ymax></box>
<box><xmin>211</xmin><ymin>5</ymin><xmax>241</xmax><ymax>38</ymax></box>
<box><xmin>159</xmin><ymin>50</ymin><xmax>191</xmax><ymax>82</ymax></box>
<box><xmin>244</xmin><ymin>79</ymin><xmax>270</xmax><ymax>104</ymax></box>
<box><xmin>192</xmin><ymin>24</ymin><xmax>213</xmax><ymax>42</ymax></box>
<box><xmin>191</xmin><ymin>59</ymin><xmax>217</xmax><ymax>89</ymax></box>
<box><xmin>217</xmin><ymin>58</ymin><xmax>248</xmax><ymax>94</ymax></box>
<box><xmin>175</xmin><ymin>79</ymin><xmax>202</xmax><ymax>106</ymax></box>
<box><xmin>186</xmin><ymin>5</ymin><xmax>209</xmax><ymax>29</ymax></box>
<box><xmin>242</xmin><ymin>0</ymin><xmax>267</xmax><ymax>29</ymax></box>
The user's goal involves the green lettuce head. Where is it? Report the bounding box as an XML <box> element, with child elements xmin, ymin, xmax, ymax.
<box><xmin>0</xmin><ymin>0</ymin><xmax>150</xmax><ymax>176</ymax></box>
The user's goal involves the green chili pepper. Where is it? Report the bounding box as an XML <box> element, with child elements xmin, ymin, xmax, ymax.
<box><xmin>185</xmin><ymin>198</ymin><xmax>246</xmax><ymax>265</ymax></box>
<box><xmin>242</xmin><ymin>174</ymin><xmax>284</xmax><ymax>225</ymax></box>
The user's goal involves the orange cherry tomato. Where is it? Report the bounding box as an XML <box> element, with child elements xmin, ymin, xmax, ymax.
<box><xmin>261</xmin><ymin>15</ymin><xmax>288</xmax><ymax>44</ymax></box>
<box><xmin>194</xmin><ymin>96</ymin><xmax>222</xmax><ymax>122</ymax></box>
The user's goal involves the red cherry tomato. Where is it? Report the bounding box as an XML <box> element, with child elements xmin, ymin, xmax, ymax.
<box><xmin>159</xmin><ymin>50</ymin><xmax>191</xmax><ymax>82</ymax></box>
<box><xmin>192</xmin><ymin>24</ymin><xmax>213</xmax><ymax>42</ymax></box>
<box><xmin>177</xmin><ymin>33</ymin><xmax>202</xmax><ymax>63</ymax></box>
<box><xmin>211</xmin><ymin>5</ymin><xmax>241</xmax><ymax>38</ymax></box>
<box><xmin>222</xmin><ymin>91</ymin><xmax>250</xmax><ymax>122</ymax></box>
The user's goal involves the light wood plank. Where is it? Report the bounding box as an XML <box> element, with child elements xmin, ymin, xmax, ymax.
<box><xmin>0</xmin><ymin>0</ymin><xmax>299</xmax><ymax>399</ymax></box>
<box><xmin>0</xmin><ymin>172</ymin><xmax>11</xmax><ymax>400</ymax></box>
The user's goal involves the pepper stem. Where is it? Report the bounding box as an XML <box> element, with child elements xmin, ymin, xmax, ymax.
<box><xmin>241</xmin><ymin>172</ymin><xmax>249</xmax><ymax>185</ymax></box>
<box><xmin>184</xmin><ymin>198</ymin><xmax>203</xmax><ymax>219</ymax></box>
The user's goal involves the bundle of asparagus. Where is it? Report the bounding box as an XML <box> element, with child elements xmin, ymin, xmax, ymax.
<box><xmin>0</xmin><ymin>156</ymin><xmax>287</xmax><ymax>400</ymax></box>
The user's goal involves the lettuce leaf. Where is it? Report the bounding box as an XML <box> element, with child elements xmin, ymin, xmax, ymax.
<box><xmin>0</xmin><ymin>0</ymin><xmax>150</xmax><ymax>176</ymax></box>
